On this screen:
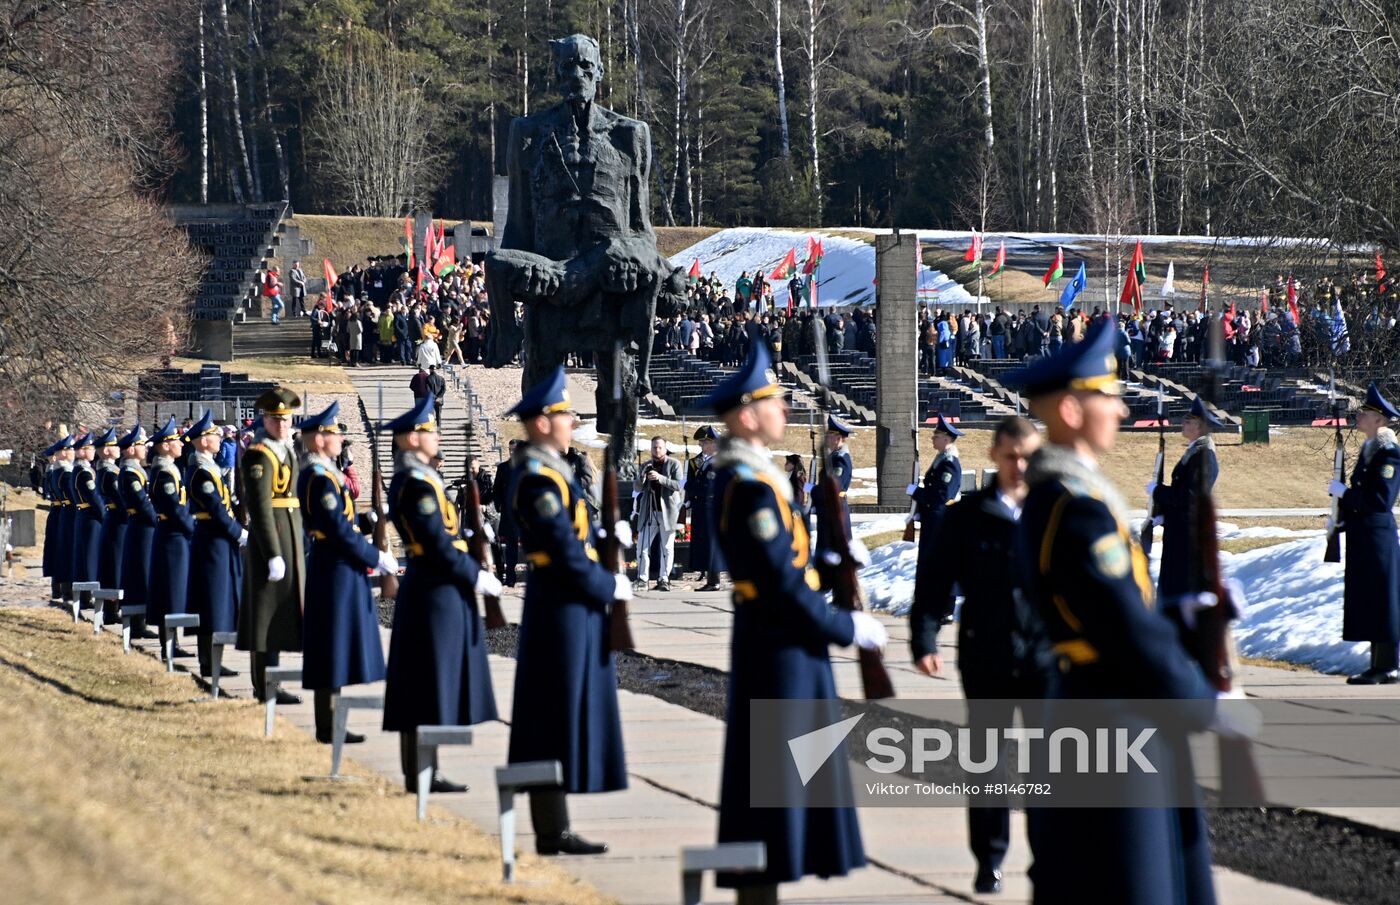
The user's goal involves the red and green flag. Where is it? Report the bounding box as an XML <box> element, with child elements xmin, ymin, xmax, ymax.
<box><xmin>963</xmin><ymin>230</ymin><xmax>983</xmax><ymax>263</ymax></box>
<box><xmin>769</xmin><ymin>247</ymin><xmax>798</xmax><ymax>281</ymax></box>
<box><xmin>802</xmin><ymin>237</ymin><xmax>824</xmax><ymax>275</ymax></box>
<box><xmin>1288</xmin><ymin>274</ymin><xmax>1301</xmax><ymax>326</ymax></box>
<box><xmin>1042</xmin><ymin>246</ymin><xmax>1064</xmax><ymax>287</ymax></box>
<box><xmin>688</xmin><ymin>258</ymin><xmax>702</xmax><ymax>283</ymax></box>
<box><xmin>323</xmin><ymin>259</ymin><xmax>338</xmax><ymax>294</ymax></box>
<box><xmin>1120</xmin><ymin>264</ymin><xmax>1142</xmax><ymax>314</ymax></box>
<box><xmin>988</xmin><ymin>240</ymin><xmax>1006</xmax><ymax>276</ymax></box>
<box><xmin>1378</xmin><ymin>251</ymin><xmax>1387</xmax><ymax>285</ymax></box>
<box><xmin>403</xmin><ymin>216</ymin><xmax>415</xmax><ymax>269</ymax></box>
<box><xmin>1131</xmin><ymin>240</ymin><xmax>1147</xmax><ymax>289</ymax></box>
<box><xmin>432</xmin><ymin>248</ymin><xmax>457</xmax><ymax>277</ymax></box>
<box><xmin>1198</xmin><ymin>266</ymin><xmax>1210</xmax><ymax>313</ymax></box>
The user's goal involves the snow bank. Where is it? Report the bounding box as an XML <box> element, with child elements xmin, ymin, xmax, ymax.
<box><xmin>860</xmin><ymin>540</ymin><xmax>919</xmax><ymax>615</ymax></box>
<box><xmin>670</xmin><ymin>228</ymin><xmax>976</xmax><ymax>308</ymax></box>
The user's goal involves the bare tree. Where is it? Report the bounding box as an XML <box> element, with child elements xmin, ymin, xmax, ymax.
<box><xmin>307</xmin><ymin>41</ymin><xmax>444</xmax><ymax>217</ymax></box>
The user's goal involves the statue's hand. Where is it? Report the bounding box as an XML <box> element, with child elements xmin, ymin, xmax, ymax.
<box><xmin>510</xmin><ymin>260</ymin><xmax>565</xmax><ymax>299</ymax></box>
<box><xmin>602</xmin><ymin>257</ymin><xmax>643</xmax><ymax>294</ymax></box>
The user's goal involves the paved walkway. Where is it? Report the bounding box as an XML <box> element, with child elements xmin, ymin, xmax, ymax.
<box><xmin>18</xmin><ymin>575</ymin><xmax>1345</xmax><ymax>905</ymax></box>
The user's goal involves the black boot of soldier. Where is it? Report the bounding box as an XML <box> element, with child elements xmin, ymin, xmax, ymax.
<box><xmin>532</xmin><ymin>789</ymin><xmax>607</xmax><ymax>855</ymax></box>
<box><xmin>315</xmin><ymin>689</ymin><xmax>364</xmax><ymax>744</ymax></box>
<box><xmin>1347</xmin><ymin>643</ymin><xmax>1400</xmax><ymax>684</ymax></box>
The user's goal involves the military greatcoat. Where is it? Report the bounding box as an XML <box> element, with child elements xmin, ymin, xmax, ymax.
<box><xmin>238</xmin><ymin>436</ymin><xmax>305</xmax><ymax>653</ymax></box>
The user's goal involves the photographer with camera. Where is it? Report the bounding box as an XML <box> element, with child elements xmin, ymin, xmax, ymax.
<box><xmin>634</xmin><ymin>436</ymin><xmax>684</xmax><ymax>592</ymax></box>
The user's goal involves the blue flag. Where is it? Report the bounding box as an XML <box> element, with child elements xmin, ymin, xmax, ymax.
<box><xmin>1060</xmin><ymin>262</ymin><xmax>1087</xmax><ymax>308</ymax></box>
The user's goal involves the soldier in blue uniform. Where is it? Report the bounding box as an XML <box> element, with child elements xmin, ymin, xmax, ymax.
<box><xmin>1007</xmin><ymin>317</ymin><xmax>1231</xmax><ymax>905</ymax></box>
<box><xmin>40</xmin><ymin>435</ymin><xmax>74</xmax><ymax>604</ymax></box>
<box><xmin>148</xmin><ymin>416</ymin><xmax>195</xmax><ymax>659</ymax></box>
<box><xmin>184</xmin><ymin>410</ymin><xmax>246</xmax><ymax>678</ymax></box>
<box><xmin>1151</xmin><ymin>396</ymin><xmax>1222</xmax><ymax>611</ymax></box>
<box><xmin>506</xmin><ymin>367</ymin><xmax>633</xmax><ymax>856</ymax></box>
<box><xmin>911</xmin><ymin>412</ymin><xmax>964</xmax><ymax>614</ymax></box>
<box><xmin>70</xmin><ymin>431</ymin><xmax>103</xmax><ymax>611</ymax></box>
<box><xmin>1331</xmin><ymin>382</ymin><xmax>1400</xmax><ymax>685</ymax></box>
<box><xmin>705</xmin><ymin>340</ymin><xmax>886</xmax><ymax>904</ymax></box>
<box><xmin>684</xmin><ymin>425</ymin><xmax>723</xmax><ymax>590</ymax></box>
<box><xmin>55</xmin><ymin>435</ymin><xmax>79</xmax><ymax>608</ymax></box>
<box><xmin>93</xmin><ymin>427</ymin><xmax>126</xmax><ymax>623</ymax></box>
<box><xmin>381</xmin><ymin>393</ymin><xmax>501</xmax><ymax>792</ymax></box>
<box><xmin>910</xmin><ymin>415</ymin><xmax>1047</xmax><ymax>895</ymax></box>
<box><xmin>118</xmin><ymin>424</ymin><xmax>156</xmax><ymax>640</ymax></box>
<box><xmin>812</xmin><ymin>414</ymin><xmax>854</xmax><ymax>554</ymax></box>
<box><xmin>300</xmin><ymin>402</ymin><xmax>393</xmax><ymax>744</ymax></box>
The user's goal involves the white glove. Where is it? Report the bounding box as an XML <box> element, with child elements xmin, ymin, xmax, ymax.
<box><xmin>1211</xmin><ymin>689</ymin><xmax>1262</xmax><ymax>740</ymax></box>
<box><xmin>612</xmin><ymin>573</ymin><xmax>634</xmax><ymax>602</ymax></box>
<box><xmin>1328</xmin><ymin>479</ymin><xmax>1348</xmax><ymax>499</ymax></box>
<box><xmin>906</xmin><ymin>482</ymin><xmax>919</xmax><ymax>496</ymax></box>
<box><xmin>483</xmin><ymin>522</ymin><xmax>496</xmax><ymax>543</ymax></box>
<box><xmin>378</xmin><ymin>501</ymin><xmax>390</xmax><ymax>516</ymax></box>
<box><xmin>1325</xmin><ymin>516</ymin><xmax>1337</xmax><ymax>535</ymax></box>
<box><xmin>850</xmin><ymin>611</ymin><xmax>888</xmax><ymax>652</ymax></box>
<box><xmin>1223</xmin><ymin>577</ymin><xmax>1248</xmax><ymax>620</ymax></box>
<box><xmin>1151</xmin><ymin>515</ymin><xmax>1164</xmax><ymax>528</ymax></box>
<box><xmin>238</xmin><ymin>529</ymin><xmax>249</xmax><ymax>547</ymax></box>
<box><xmin>905</xmin><ymin>512</ymin><xmax>916</xmax><ymax>526</ymax></box>
<box><xmin>376</xmin><ymin>549</ymin><xmax>398</xmax><ymax>576</ymax></box>
<box><xmin>802</xmin><ymin>482</ymin><xmax>815</xmax><ymax>494</ymax></box>
<box><xmin>267</xmin><ymin>556</ymin><xmax>286</xmax><ymax>582</ymax></box>
<box><xmin>848</xmin><ymin>537</ymin><xmax>871</xmax><ymax>568</ymax></box>
<box><xmin>1167</xmin><ymin>590</ymin><xmax>1218</xmax><ymax>630</ymax></box>
<box><xmin>1146</xmin><ymin>481</ymin><xmax>1159</xmax><ymax>497</ymax></box>
<box><xmin>475</xmin><ymin>570</ymin><xmax>503</xmax><ymax>598</ymax></box>
<box><xmin>612</xmin><ymin>520</ymin><xmax>634</xmax><ymax>548</ymax></box>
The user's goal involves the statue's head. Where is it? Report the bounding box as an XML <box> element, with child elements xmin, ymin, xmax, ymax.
<box><xmin>550</xmin><ymin>34</ymin><xmax>603</xmax><ymax>104</ymax></box>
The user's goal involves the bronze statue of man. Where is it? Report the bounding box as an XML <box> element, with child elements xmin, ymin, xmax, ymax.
<box><xmin>484</xmin><ymin>33</ymin><xmax>685</xmax><ymax>477</ymax></box>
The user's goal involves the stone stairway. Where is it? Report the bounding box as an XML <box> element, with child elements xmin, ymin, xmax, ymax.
<box><xmin>232</xmin><ymin>316</ymin><xmax>312</xmax><ymax>359</ymax></box>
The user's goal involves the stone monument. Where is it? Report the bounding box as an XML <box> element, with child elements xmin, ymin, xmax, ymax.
<box><xmin>484</xmin><ymin>33</ymin><xmax>687</xmax><ymax>478</ymax></box>
<box><xmin>875</xmin><ymin>230</ymin><xmax>919</xmax><ymax>507</ymax></box>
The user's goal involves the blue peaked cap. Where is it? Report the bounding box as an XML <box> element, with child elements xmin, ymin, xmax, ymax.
<box><xmin>117</xmin><ymin>424</ymin><xmax>150</xmax><ymax>448</ymax></box>
<box><xmin>932</xmin><ymin>411</ymin><xmax>964</xmax><ymax>438</ymax></box>
<box><xmin>43</xmin><ymin>435</ymin><xmax>74</xmax><ymax>456</ymax></box>
<box><xmin>94</xmin><ymin>427</ymin><xmax>120</xmax><ymax>447</ymax></box>
<box><xmin>702</xmin><ymin>337</ymin><xmax>785</xmax><ymax>414</ymax></box>
<box><xmin>150</xmin><ymin>415</ymin><xmax>181</xmax><ymax>444</ymax></box>
<box><xmin>72</xmin><ymin>432</ymin><xmax>94</xmax><ymax>449</ymax></box>
<box><xmin>299</xmin><ymin>400</ymin><xmax>342</xmax><ymax>433</ymax></box>
<box><xmin>826</xmin><ymin>413</ymin><xmax>853</xmax><ymax>436</ymax></box>
<box><xmin>506</xmin><ymin>366</ymin><xmax>572</xmax><ymax>419</ymax></box>
<box><xmin>1004</xmin><ymin>316</ymin><xmax>1121</xmax><ymax>397</ymax></box>
<box><xmin>1362</xmin><ymin>382</ymin><xmax>1400</xmax><ymax>420</ymax></box>
<box><xmin>1187</xmin><ymin>396</ymin><xmax>1224</xmax><ymax>429</ymax></box>
<box><xmin>379</xmin><ymin>393</ymin><xmax>437</xmax><ymax>434</ymax></box>
<box><xmin>183</xmin><ymin>409</ymin><xmax>218</xmax><ymax>441</ymax></box>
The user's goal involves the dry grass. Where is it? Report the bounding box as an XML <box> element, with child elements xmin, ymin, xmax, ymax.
<box><xmin>862</xmin><ymin>529</ymin><xmax>908</xmax><ymax>550</ymax></box>
<box><xmin>287</xmin><ymin>215</ymin><xmax>492</xmax><ymax>273</ymax></box>
<box><xmin>1220</xmin><ymin>536</ymin><xmax>1299</xmax><ymax>555</ymax></box>
<box><xmin>167</xmin><ymin>355</ymin><xmax>354</xmax><ymax>394</ymax></box>
<box><xmin>0</xmin><ymin>606</ymin><xmax>611</xmax><ymax>905</ymax></box>
<box><xmin>654</xmin><ymin>226</ymin><xmax>723</xmax><ymax>258</ymax></box>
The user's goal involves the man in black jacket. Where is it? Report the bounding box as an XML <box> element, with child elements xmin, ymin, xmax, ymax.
<box><xmin>492</xmin><ymin>440</ymin><xmax>521</xmax><ymax>586</ymax></box>
<box><xmin>910</xmin><ymin>415</ymin><xmax>1050</xmax><ymax>895</ymax></box>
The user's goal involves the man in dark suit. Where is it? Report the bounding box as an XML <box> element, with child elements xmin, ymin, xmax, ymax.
<box><xmin>492</xmin><ymin>440</ymin><xmax>521</xmax><ymax>586</ymax></box>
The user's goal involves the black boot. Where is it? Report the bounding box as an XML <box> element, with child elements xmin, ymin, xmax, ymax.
<box><xmin>974</xmin><ymin>865</ymin><xmax>1003</xmax><ymax>894</ymax></box>
<box><xmin>536</xmin><ymin>830</ymin><xmax>608</xmax><ymax>856</ymax></box>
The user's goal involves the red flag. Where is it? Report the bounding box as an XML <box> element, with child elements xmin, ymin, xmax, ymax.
<box><xmin>1198</xmin><ymin>266</ymin><xmax>1210</xmax><ymax>313</ymax></box>
<box><xmin>1378</xmin><ymin>252</ymin><xmax>1387</xmax><ymax>285</ymax></box>
<box><xmin>1119</xmin><ymin>265</ymin><xmax>1142</xmax><ymax>314</ymax></box>
<box><xmin>403</xmin><ymin>217</ymin><xmax>415</xmax><ymax>269</ymax></box>
<box><xmin>1228</xmin><ymin>301</ymin><xmax>1237</xmax><ymax>321</ymax></box>
<box><xmin>688</xmin><ymin>258</ymin><xmax>702</xmax><ymax>281</ymax></box>
<box><xmin>988</xmin><ymin>240</ymin><xmax>1006</xmax><ymax>276</ymax></box>
<box><xmin>769</xmin><ymin>247</ymin><xmax>797</xmax><ymax>281</ymax></box>
<box><xmin>963</xmin><ymin>230</ymin><xmax>983</xmax><ymax>263</ymax></box>
<box><xmin>1042</xmin><ymin>246</ymin><xmax>1064</xmax><ymax>287</ymax></box>
<box><xmin>1260</xmin><ymin>286</ymin><xmax>1270</xmax><ymax>315</ymax></box>
<box><xmin>1130</xmin><ymin>240</ymin><xmax>1146</xmax><ymax>287</ymax></box>
<box><xmin>1287</xmin><ymin>275</ymin><xmax>1300</xmax><ymax>326</ymax></box>
<box><xmin>432</xmin><ymin>248</ymin><xmax>457</xmax><ymax>277</ymax></box>
<box><xmin>323</xmin><ymin>259</ymin><xmax>338</xmax><ymax>296</ymax></box>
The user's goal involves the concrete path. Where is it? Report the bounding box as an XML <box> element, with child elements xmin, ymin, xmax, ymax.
<box><xmin>49</xmin><ymin>580</ymin><xmax>1336</xmax><ymax>905</ymax></box>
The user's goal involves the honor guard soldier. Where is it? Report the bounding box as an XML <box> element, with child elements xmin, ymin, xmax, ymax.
<box><xmin>1007</xmin><ymin>318</ymin><xmax>1222</xmax><ymax>905</ymax></box>
<box><xmin>238</xmin><ymin>387</ymin><xmax>306</xmax><ymax>705</ymax></box>
<box><xmin>55</xmin><ymin>435</ymin><xmax>79</xmax><ymax>607</ymax></box>
<box><xmin>910</xmin><ymin>415</ymin><xmax>1048</xmax><ymax>895</ymax></box>
<box><xmin>185</xmin><ymin>410</ymin><xmax>246</xmax><ymax>678</ymax></box>
<box><xmin>118</xmin><ymin>424</ymin><xmax>156</xmax><ymax>640</ymax></box>
<box><xmin>70</xmin><ymin>431</ymin><xmax>103</xmax><ymax>611</ymax></box>
<box><xmin>148</xmin><ymin>416</ymin><xmax>195</xmax><ymax>658</ymax></box>
<box><xmin>1330</xmin><ymin>382</ymin><xmax>1400</xmax><ymax>685</ymax></box>
<box><xmin>684</xmin><ymin>425</ymin><xmax>723</xmax><ymax>590</ymax></box>
<box><xmin>705</xmin><ymin>340</ymin><xmax>886</xmax><ymax>905</ymax></box>
<box><xmin>381</xmin><ymin>394</ymin><xmax>500</xmax><ymax>790</ymax></box>
<box><xmin>911</xmin><ymin>412</ymin><xmax>964</xmax><ymax>611</ymax></box>
<box><xmin>94</xmin><ymin>428</ymin><xmax>126</xmax><ymax>624</ymax></box>
<box><xmin>812</xmin><ymin>414</ymin><xmax>854</xmax><ymax>553</ymax></box>
<box><xmin>40</xmin><ymin>435</ymin><xmax>74</xmax><ymax>604</ymax></box>
<box><xmin>301</xmin><ymin>402</ymin><xmax>393</xmax><ymax>745</ymax></box>
<box><xmin>1152</xmin><ymin>396</ymin><xmax>1222</xmax><ymax>611</ymax></box>
<box><xmin>506</xmin><ymin>367</ymin><xmax>632</xmax><ymax>856</ymax></box>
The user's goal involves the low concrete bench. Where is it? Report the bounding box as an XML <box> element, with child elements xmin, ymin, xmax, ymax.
<box><xmin>161</xmin><ymin>613</ymin><xmax>200</xmax><ymax>672</ymax></box>
<box><xmin>71</xmin><ymin>581</ymin><xmax>99</xmax><ymax>623</ymax></box>
<box><xmin>495</xmin><ymin>760</ymin><xmax>563</xmax><ymax>882</ymax></box>
<box><xmin>263</xmin><ymin>667</ymin><xmax>303</xmax><ymax>737</ymax></box>
<box><xmin>117</xmin><ymin>604</ymin><xmax>146</xmax><ymax>654</ymax></box>
<box><xmin>680</xmin><ymin>843</ymin><xmax>767</xmax><ymax>905</ymax></box>
<box><xmin>415</xmin><ymin>726</ymin><xmax>473</xmax><ymax>821</ymax></box>
<box><xmin>208</xmin><ymin>632</ymin><xmax>238</xmax><ymax>699</ymax></box>
<box><xmin>331</xmin><ymin>695</ymin><xmax>384</xmax><ymax>778</ymax></box>
<box><xmin>92</xmin><ymin>588</ymin><xmax>122</xmax><ymax>636</ymax></box>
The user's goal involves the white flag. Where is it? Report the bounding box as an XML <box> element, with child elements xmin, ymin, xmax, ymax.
<box><xmin>1160</xmin><ymin>261</ymin><xmax>1176</xmax><ymax>297</ymax></box>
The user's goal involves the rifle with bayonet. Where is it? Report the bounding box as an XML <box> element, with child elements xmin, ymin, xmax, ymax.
<box><xmin>1141</xmin><ymin>383</ymin><xmax>1166</xmax><ymax>556</ymax></box>
<box><xmin>604</xmin><ymin>343</ymin><xmax>636</xmax><ymax>652</ymax></box>
<box><xmin>1187</xmin><ymin>309</ymin><xmax>1265</xmax><ymax>806</ymax></box>
<box><xmin>903</xmin><ymin>411</ymin><xmax>920</xmax><ymax>543</ymax></box>
<box><xmin>813</xmin><ymin>318</ymin><xmax>895</xmax><ymax>700</ymax></box>
<box><xmin>1324</xmin><ymin>369</ymin><xmax>1347</xmax><ymax>563</ymax></box>
<box><xmin>461</xmin><ymin>422</ymin><xmax>507</xmax><ymax>629</ymax></box>
<box><xmin>372</xmin><ymin>384</ymin><xmax>398</xmax><ymax>602</ymax></box>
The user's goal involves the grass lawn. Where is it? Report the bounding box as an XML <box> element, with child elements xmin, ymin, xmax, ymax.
<box><xmin>167</xmin><ymin>355</ymin><xmax>354</xmax><ymax>394</ymax></box>
<box><xmin>0</xmin><ymin>606</ymin><xmax>610</xmax><ymax>905</ymax></box>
